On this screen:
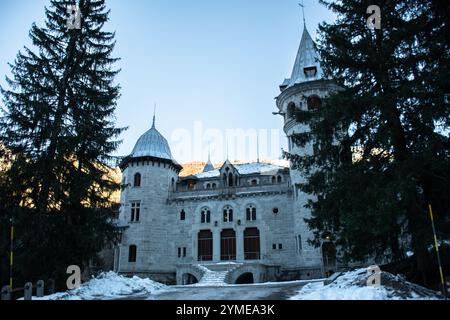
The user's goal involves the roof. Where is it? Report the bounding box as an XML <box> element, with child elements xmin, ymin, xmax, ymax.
<box><xmin>193</xmin><ymin>162</ymin><xmax>287</xmax><ymax>179</ymax></box>
<box><xmin>281</xmin><ymin>26</ymin><xmax>324</xmax><ymax>89</ymax></box>
<box><xmin>129</xmin><ymin>116</ymin><xmax>173</xmax><ymax>161</ymax></box>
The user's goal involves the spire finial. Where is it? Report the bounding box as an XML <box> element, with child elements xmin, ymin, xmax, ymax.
<box><xmin>208</xmin><ymin>142</ymin><xmax>211</xmax><ymax>163</ymax></box>
<box><xmin>152</xmin><ymin>103</ymin><xmax>156</xmax><ymax>128</ymax></box>
<box><xmin>257</xmin><ymin>131</ymin><xmax>260</xmax><ymax>163</ymax></box>
<box><xmin>299</xmin><ymin>1</ymin><xmax>306</xmax><ymax>26</ymax></box>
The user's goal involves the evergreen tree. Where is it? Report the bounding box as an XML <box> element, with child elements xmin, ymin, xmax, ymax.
<box><xmin>0</xmin><ymin>0</ymin><xmax>124</xmax><ymax>288</ymax></box>
<box><xmin>287</xmin><ymin>0</ymin><xmax>449</xmax><ymax>285</ymax></box>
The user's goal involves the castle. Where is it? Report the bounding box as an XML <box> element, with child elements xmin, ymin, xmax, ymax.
<box><xmin>113</xmin><ymin>23</ymin><xmax>341</xmax><ymax>285</ymax></box>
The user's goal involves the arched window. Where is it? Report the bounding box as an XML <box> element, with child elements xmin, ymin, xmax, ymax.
<box><xmin>307</xmin><ymin>95</ymin><xmax>322</xmax><ymax>111</ymax></box>
<box><xmin>287</xmin><ymin>102</ymin><xmax>296</xmax><ymax>119</ymax></box>
<box><xmin>128</xmin><ymin>245</ymin><xmax>137</xmax><ymax>262</ymax></box>
<box><xmin>134</xmin><ymin>173</ymin><xmax>141</xmax><ymax>187</ymax></box>
<box><xmin>212</xmin><ymin>183</ymin><xmax>217</xmax><ymax>189</ymax></box>
<box><xmin>223</xmin><ymin>206</ymin><xmax>233</xmax><ymax>222</ymax></box>
<box><xmin>246</xmin><ymin>204</ymin><xmax>256</xmax><ymax>221</ymax></box>
<box><xmin>201</xmin><ymin>208</ymin><xmax>211</xmax><ymax>224</ymax></box>
<box><xmin>206</xmin><ymin>183</ymin><xmax>211</xmax><ymax>189</ymax></box>
<box><xmin>180</xmin><ymin>210</ymin><xmax>186</xmax><ymax>221</ymax></box>
<box><xmin>251</xmin><ymin>179</ymin><xmax>258</xmax><ymax>186</ymax></box>
<box><xmin>171</xmin><ymin>178</ymin><xmax>175</xmax><ymax>191</ymax></box>
<box><xmin>277</xmin><ymin>175</ymin><xmax>282</xmax><ymax>183</ymax></box>
<box><xmin>271</xmin><ymin>176</ymin><xmax>276</xmax><ymax>184</ymax></box>
<box><xmin>228</xmin><ymin>173</ymin><xmax>234</xmax><ymax>187</ymax></box>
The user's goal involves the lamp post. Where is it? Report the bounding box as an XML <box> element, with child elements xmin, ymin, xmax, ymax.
<box><xmin>9</xmin><ymin>217</ymin><xmax>14</xmax><ymax>289</ymax></box>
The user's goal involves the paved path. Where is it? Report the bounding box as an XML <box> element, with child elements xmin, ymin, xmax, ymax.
<box><xmin>121</xmin><ymin>280</ymin><xmax>323</xmax><ymax>300</ymax></box>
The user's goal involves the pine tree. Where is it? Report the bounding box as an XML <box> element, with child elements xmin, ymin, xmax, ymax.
<box><xmin>0</xmin><ymin>0</ymin><xmax>125</xmax><ymax>287</ymax></box>
<box><xmin>287</xmin><ymin>0</ymin><xmax>449</xmax><ymax>285</ymax></box>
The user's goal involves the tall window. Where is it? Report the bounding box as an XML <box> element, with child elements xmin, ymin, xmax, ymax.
<box><xmin>131</xmin><ymin>202</ymin><xmax>141</xmax><ymax>222</ymax></box>
<box><xmin>128</xmin><ymin>245</ymin><xmax>137</xmax><ymax>262</ymax></box>
<box><xmin>277</xmin><ymin>175</ymin><xmax>282</xmax><ymax>183</ymax></box>
<box><xmin>220</xmin><ymin>229</ymin><xmax>236</xmax><ymax>261</ymax></box>
<box><xmin>223</xmin><ymin>206</ymin><xmax>233</xmax><ymax>222</ymax></box>
<box><xmin>201</xmin><ymin>208</ymin><xmax>211</xmax><ymax>224</ymax></box>
<box><xmin>180</xmin><ymin>210</ymin><xmax>186</xmax><ymax>221</ymax></box>
<box><xmin>271</xmin><ymin>176</ymin><xmax>276</xmax><ymax>184</ymax></box>
<box><xmin>287</xmin><ymin>102</ymin><xmax>296</xmax><ymax>119</ymax></box>
<box><xmin>246</xmin><ymin>205</ymin><xmax>256</xmax><ymax>221</ymax></box>
<box><xmin>134</xmin><ymin>173</ymin><xmax>141</xmax><ymax>187</ymax></box>
<box><xmin>244</xmin><ymin>228</ymin><xmax>260</xmax><ymax>260</ymax></box>
<box><xmin>198</xmin><ymin>230</ymin><xmax>213</xmax><ymax>261</ymax></box>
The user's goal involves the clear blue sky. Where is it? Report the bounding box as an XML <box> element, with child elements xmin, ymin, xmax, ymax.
<box><xmin>0</xmin><ymin>0</ymin><xmax>336</xmax><ymax>163</ymax></box>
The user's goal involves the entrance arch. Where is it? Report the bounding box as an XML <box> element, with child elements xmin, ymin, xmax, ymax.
<box><xmin>235</xmin><ymin>272</ymin><xmax>254</xmax><ymax>284</ymax></box>
<box><xmin>244</xmin><ymin>228</ymin><xmax>260</xmax><ymax>260</ymax></box>
<box><xmin>182</xmin><ymin>273</ymin><xmax>199</xmax><ymax>285</ymax></box>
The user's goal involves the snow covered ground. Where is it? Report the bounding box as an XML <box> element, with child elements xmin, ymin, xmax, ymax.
<box><xmin>27</xmin><ymin>272</ymin><xmax>167</xmax><ymax>300</ymax></box>
<box><xmin>27</xmin><ymin>268</ymin><xmax>443</xmax><ymax>300</ymax></box>
<box><xmin>290</xmin><ymin>268</ymin><xmax>442</xmax><ymax>300</ymax></box>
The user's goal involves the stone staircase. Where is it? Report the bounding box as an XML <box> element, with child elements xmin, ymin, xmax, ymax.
<box><xmin>195</xmin><ymin>263</ymin><xmax>242</xmax><ymax>286</ymax></box>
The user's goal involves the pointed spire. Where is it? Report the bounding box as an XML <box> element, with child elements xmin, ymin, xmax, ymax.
<box><xmin>299</xmin><ymin>1</ymin><xmax>306</xmax><ymax>27</ymax></box>
<box><xmin>202</xmin><ymin>142</ymin><xmax>215</xmax><ymax>172</ymax></box>
<box><xmin>152</xmin><ymin>103</ymin><xmax>156</xmax><ymax>128</ymax></box>
<box><xmin>279</xmin><ymin>5</ymin><xmax>324</xmax><ymax>90</ymax></box>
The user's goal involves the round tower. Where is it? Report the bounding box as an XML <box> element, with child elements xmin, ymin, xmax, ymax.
<box><xmin>116</xmin><ymin>115</ymin><xmax>181</xmax><ymax>281</ymax></box>
<box><xmin>276</xmin><ymin>24</ymin><xmax>340</xmax><ymax>276</ymax></box>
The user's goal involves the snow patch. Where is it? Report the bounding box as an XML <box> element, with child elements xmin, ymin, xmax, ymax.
<box><xmin>27</xmin><ymin>271</ymin><xmax>166</xmax><ymax>300</ymax></box>
<box><xmin>290</xmin><ymin>268</ymin><xmax>441</xmax><ymax>300</ymax></box>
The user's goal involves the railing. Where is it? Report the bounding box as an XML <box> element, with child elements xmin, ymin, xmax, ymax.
<box><xmin>220</xmin><ymin>254</ymin><xmax>237</xmax><ymax>261</ymax></box>
<box><xmin>244</xmin><ymin>252</ymin><xmax>261</xmax><ymax>260</ymax></box>
<box><xmin>1</xmin><ymin>279</ymin><xmax>54</xmax><ymax>300</ymax></box>
<box><xmin>171</xmin><ymin>184</ymin><xmax>291</xmax><ymax>200</ymax></box>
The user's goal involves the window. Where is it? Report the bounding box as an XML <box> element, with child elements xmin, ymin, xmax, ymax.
<box><xmin>171</xmin><ymin>178</ymin><xmax>175</xmax><ymax>191</ymax></box>
<box><xmin>287</xmin><ymin>102</ymin><xmax>296</xmax><ymax>119</ymax></box>
<box><xmin>304</xmin><ymin>66</ymin><xmax>318</xmax><ymax>77</ymax></box>
<box><xmin>277</xmin><ymin>175</ymin><xmax>282</xmax><ymax>183</ymax></box>
<box><xmin>201</xmin><ymin>208</ymin><xmax>211</xmax><ymax>224</ymax></box>
<box><xmin>272</xmin><ymin>176</ymin><xmax>276</xmax><ymax>184</ymax></box>
<box><xmin>251</xmin><ymin>179</ymin><xmax>258</xmax><ymax>186</ymax></box>
<box><xmin>180</xmin><ymin>210</ymin><xmax>186</xmax><ymax>221</ymax></box>
<box><xmin>297</xmin><ymin>235</ymin><xmax>302</xmax><ymax>252</ymax></box>
<box><xmin>188</xmin><ymin>182</ymin><xmax>195</xmax><ymax>191</ymax></box>
<box><xmin>206</xmin><ymin>183</ymin><xmax>211</xmax><ymax>189</ymax></box>
<box><xmin>134</xmin><ymin>173</ymin><xmax>141</xmax><ymax>187</ymax></box>
<box><xmin>272</xmin><ymin>244</ymin><xmax>277</xmax><ymax>250</ymax></box>
<box><xmin>273</xmin><ymin>208</ymin><xmax>279</xmax><ymax>214</ymax></box>
<box><xmin>223</xmin><ymin>206</ymin><xmax>233</xmax><ymax>222</ymax></box>
<box><xmin>178</xmin><ymin>247</ymin><xmax>187</xmax><ymax>258</ymax></box>
<box><xmin>198</xmin><ymin>230</ymin><xmax>213</xmax><ymax>261</ymax></box>
<box><xmin>212</xmin><ymin>183</ymin><xmax>217</xmax><ymax>189</ymax></box>
<box><xmin>244</xmin><ymin>228</ymin><xmax>260</xmax><ymax>260</ymax></box>
<box><xmin>131</xmin><ymin>202</ymin><xmax>141</xmax><ymax>222</ymax></box>
<box><xmin>128</xmin><ymin>245</ymin><xmax>137</xmax><ymax>262</ymax></box>
<box><xmin>183</xmin><ymin>247</ymin><xmax>187</xmax><ymax>257</ymax></box>
<box><xmin>246</xmin><ymin>205</ymin><xmax>256</xmax><ymax>221</ymax></box>
<box><xmin>307</xmin><ymin>95</ymin><xmax>322</xmax><ymax>111</ymax></box>
<box><xmin>178</xmin><ymin>247</ymin><xmax>181</xmax><ymax>258</ymax></box>
<box><xmin>278</xmin><ymin>244</ymin><xmax>283</xmax><ymax>250</ymax></box>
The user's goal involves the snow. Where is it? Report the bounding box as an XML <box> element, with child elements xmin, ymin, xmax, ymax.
<box><xmin>290</xmin><ymin>268</ymin><xmax>441</xmax><ymax>300</ymax></box>
<box><xmin>27</xmin><ymin>271</ymin><xmax>167</xmax><ymax>300</ymax></box>
<box><xmin>194</xmin><ymin>162</ymin><xmax>287</xmax><ymax>179</ymax></box>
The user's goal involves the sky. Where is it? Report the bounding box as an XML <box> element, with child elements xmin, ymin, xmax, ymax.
<box><xmin>0</xmin><ymin>0</ymin><xmax>336</xmax><ymax>164</ymax></box>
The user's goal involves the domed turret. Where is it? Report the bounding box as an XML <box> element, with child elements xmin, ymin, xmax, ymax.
<box><xmin>131</xmin><ymin>118</ymin><xmax>172</xmax><ymax>160</ymax></box>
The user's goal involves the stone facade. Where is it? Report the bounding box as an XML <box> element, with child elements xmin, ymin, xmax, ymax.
<box><xmin>114</xmin><ymin>25</ymin><xmax>340</xmax><ymax>284</ymax></box>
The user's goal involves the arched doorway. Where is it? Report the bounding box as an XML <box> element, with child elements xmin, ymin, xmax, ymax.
<box><xmin>182</xmin><ymin>273</ymin><xmax>199</xmax><ymax>285</ymax></box>
<box><xmin>198</xmin><ymin>230</ymin><xmax>213</xmax><ymax>261</ymax></box>
<box><xmin>235</xmin><ymin>272</ymin><xmax>254</xmax><ymax>284</ymax></box>
<box><xmin>244</xmin><ymin>228</ymin><xmax>260</xmax><ymax>260</ymax></box>
<box><xmin>221</xmin><ymin>229</ymin><xmax>236</xmax><ymax>261</ymax></box>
